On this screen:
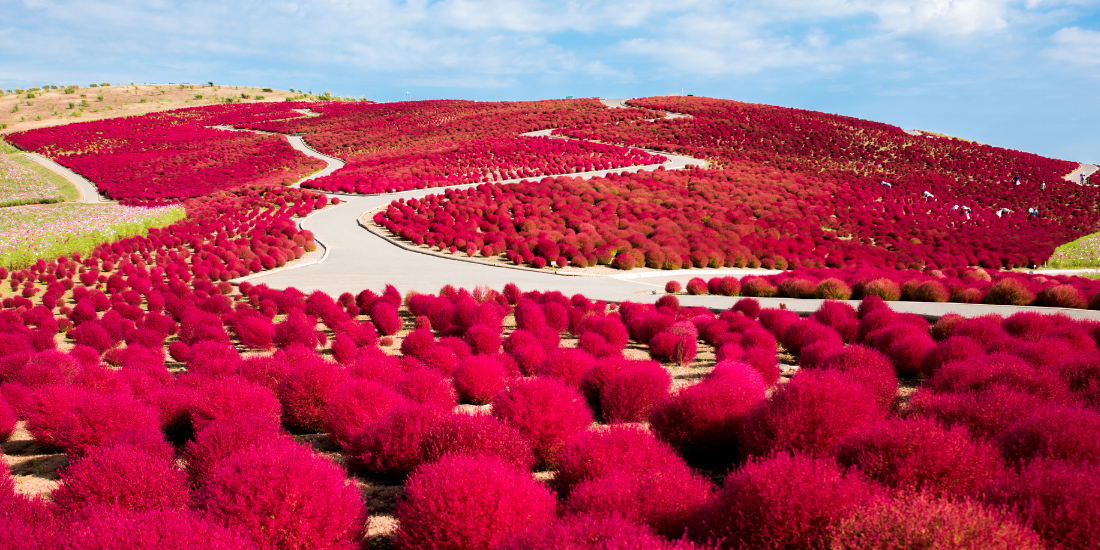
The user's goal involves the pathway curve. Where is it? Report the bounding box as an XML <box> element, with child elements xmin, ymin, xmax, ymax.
<box><xmin>20</xmin><ymin>153</ymin><xmax>104</xmax><ymax>203</ymax></box>
<box><xmin>1064</xmin><ymin>163</ymin><xmax>1099</xmax><ymax>185</ymax></box>
<box><xmin>226</xmin><ymin>104</ymin><xmax>1100</xmax><ymax>320</ymax></box>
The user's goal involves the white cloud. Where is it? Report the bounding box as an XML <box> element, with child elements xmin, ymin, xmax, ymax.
<box><xmin>1047</xmin><ymin>26</ymin><xmax>1100</xmax><ymax>65</ymax></box>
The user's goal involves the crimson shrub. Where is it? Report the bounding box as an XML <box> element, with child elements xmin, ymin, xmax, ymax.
<box><xmin>394</xmin><ymin>454</ymin><xmax>556</xmax><ymax>550</ymax></box>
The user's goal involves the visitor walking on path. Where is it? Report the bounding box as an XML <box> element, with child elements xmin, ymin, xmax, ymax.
<box><xmin>1014</xmin><ymin>173</ymin><xmax>1021</xmax><ymax>186</ymax></box>
<box><xmin>1042</xmin><ymin>181</ymin><xmax>1047</xmax><ymax>194</ymax></box>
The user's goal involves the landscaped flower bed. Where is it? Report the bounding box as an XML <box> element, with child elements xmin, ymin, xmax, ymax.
<box><xmin>301</xmin><ymin>136</ymin><xmax>665</xmax><ymax>194</ymax></box>
<box><xmin>376</xmin><ymin>164</ymin><xmax>1073</xmax><ymax>271</ymax></box>
<box><xmin>5</xmin><ymin>113</ymin><xmax>326</xmax><ymax>203</ymax></box>
<box><xmin>0</xmin><ymin>154</ymin><xmax>69</xmax><ymax>207</ymax></box>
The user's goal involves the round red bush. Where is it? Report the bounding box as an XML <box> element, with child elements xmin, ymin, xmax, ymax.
<box><xmin>59</xmin><ymin>508</ymin><xmax>261</xmax><ymax>550</ymax></box>
<box><xmin>189</xmin><ymin>375</ymin><xmax>283</xmax><ymax>433</ymax></box>
<box><xmin>600</xmin><ymin>361</ymin><xmax>672</xmax><ymax>424</ymax></box>
<box><xmin>394</xmin><ymin>454</ymin><xmax>557</xmax><ymax>550</ymax></box>
<box><xmin>0</xmin><ymin>397</ymin><xmax>14</xmax><ymax>443</ymax></box>
<box><xmin>862</xmin><ymin>278</ymin><xmax>901</xmax><ymax>301</ymax></box>
<box><xmin>650</xmin><ymin>361</ymin><xmax>766</xmax><ymax>467</ymax></box>
<box><xmin>741</xmin><ymin>369</ymin><xmax>887</xmax><ymax>458</ymax></box>
<box><xmin>835</xmin><ymin>417</ymin><xmax>1004</xmax><ymax>497</ymax></box>
<box><xmin>686</xmin><ymin>278</ymin><xmax>708</xmax><ymax>295</ymax></box>
<box><xmin>986</xmin><ymin>278</ymin><xmax>1036</xmax><ymax>306</ymax></box>
<box><xmin>1000</xmin><ymin>405</ymin><xmax>1100</xmax><ymax>465</ymax></box>
<box><xmin>419</xmin><ymin>412</ymin><xmax>536</xmax><ymax>471</ymax></box>
<box><xmin>184</xmin><ymin>413</ymin><xmax>293</xmax><ymax>484</ymax></box>
<box><xmin>565</xmin><ymin>466</ymin><xmax>712</xmax><ymax>539</ymax></box>
<box><xmin>981</xmin><ymin>459</ymin><xmax>1100</xmax><ymax>550</ymax></box>
<box><xmin>53</xmin><ymin>443</ymin><xmax>190</xmax><ymax>515</ymax></box>
<box><xmin>277</xmin><ymin>358</ymin><xmax>348</xmax><ymax>433</ymax></box>
<box><xmin>664</xmin><ymin>280</ymin><xmax>682</xmax><ymax>294</ymax></box>
<box><xmin>492</xmin><ymin>377</ymin><xmax>594</xmax><ymax>469</ymax></box>
<box><xmin>370</xmin><ymin>301</ymin><xmax>402</xmax><ymax>336</ymax></box>
<box><xmin>322</xmin><ymin>379</ymin><xmax>406</xmax><ymax>451</ymax></box>
<box><xmin>56</xmin><ymin>392</ymin><xmax>161</xmax><ymax>458</ymax></box>
<box><xmin>688</xmin><ymin>452</ymin><xmax>885</xmax><ymax>549</ymax></box>
<box><xmin>553</xmin><ymin>425</ymin><xmax>689</xmax><ymax>497</ymax></box>
<box><xmin>396</xmin><ymin>365</ymin><xmax>458</xmax><ymax>408</ymax></box>
<box><xmin>351</xmin><ymin>402</ymin><xmax>449</xmax><ymax>478</ymax></box>
<box><xmin>196</xmin><ymin>442</ymin><xmax>367</xmax><ymax>550</ymax></box>
<box><xmin>453</xmin><ymin>355</ymin><xmax>507</xmax><ymax>405</ymax></box>
<box><xmin>831</xmin><ymin>493</ymin><xmax>1044</xmax><ymax>550</ymax></box>
<box><xmin>815</xmin><ymin>278</ymin><xmax>852</xmax><ymax>300</ymax></box>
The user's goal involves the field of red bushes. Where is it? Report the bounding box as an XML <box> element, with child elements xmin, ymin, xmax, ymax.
<box><xmin>4</xmin><ymin>96</ymin><xmax>1100</xmax><ymax>549</ymax></box>
<box><xmin>3</xmin><ymin>255</ymin><xmax>1100</xmax><ymax>548</ymax></box>
<box><xmin>367</xmin><ymin>96</ymin><xmax>1100</xmax><ymax>272</ymax></box>
<box><xmin>5</xmin><ymin>111</ymin><xmax>325</xmax><ymax>203</ymax></box>
<box><xmin>662</xmin><ymin>264</ymin><xmax>1100</xmax><ymax>310</ymax></box>
<box><xmin>376</xmin><ymin>163</ymin><xmax>1074</xmax><ymax>271</ymax></box>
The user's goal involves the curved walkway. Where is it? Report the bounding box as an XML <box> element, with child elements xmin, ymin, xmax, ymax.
<box><xmin>20</xmin><ymin>153</ymin><xmax>105</xmax><ymax>203</ymax></box>
<box><xmin>1064</xmin><ymin>163</ymin><xmax>1099</xmax><ymax>185</ymax></box>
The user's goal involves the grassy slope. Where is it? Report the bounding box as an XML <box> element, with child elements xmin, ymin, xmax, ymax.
<box><xmin>0</xmin><ymin>83</ymin><xmax>327</xmax><ymax>136</ymax></box>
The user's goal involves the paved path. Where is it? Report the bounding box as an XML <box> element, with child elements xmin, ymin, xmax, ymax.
<box><xmin>284</xmin><ymin>135</ymin><xmax>345</xmax><ymax>185</ymax></box>
<box><xmin>20</xmin><ymin>153</ymin><xmax>104</xmax><ymax>203</ymax></box>
<box><xmin>1063</xmin><ymin>163</ymin><xmax>1099</xmax><ymax>185</ymax></box>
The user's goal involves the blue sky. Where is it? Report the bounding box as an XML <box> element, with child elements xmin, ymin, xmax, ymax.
<box><xmin>1</xmin><ymin>0</ymin><xmax>1098</xmax><ymax>162</ymax></box>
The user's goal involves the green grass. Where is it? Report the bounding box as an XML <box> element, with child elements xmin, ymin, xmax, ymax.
<box><xmin>8</xmin><ymin>154</ymin><xmax>81</xmax><ymax>201</ymax></box>
<box><xmin>0</xmin><ymin>138</ymin><xmax>19</xmax><ymax>154</ymax></box>
<box><xmin>0</xmin><ymin>203</ymin><xmax>185</xmax><ymax>269</ymax></box>
<box><xmin>1044</xmin><ymin>231</ymin><xmax>1100</xmax><ymax>269</ymax></box>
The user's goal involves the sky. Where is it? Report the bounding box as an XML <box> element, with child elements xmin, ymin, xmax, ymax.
<box><xmin>1</xmin><ymin>0</ymin><xmax>1098</xmax><ymax>163</ymax></box>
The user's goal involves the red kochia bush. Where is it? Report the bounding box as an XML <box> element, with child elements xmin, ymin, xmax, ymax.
<box><xmin>452</xmin><ymin>355</ymin><xmax>507</xmax><ymax>405</ymax></box>
<box><xmin>830</xmin><ymin>493</ymin><xmax>1044</xmax><ymax>550</ymax></box>
<box><xmin>553</xmin><ymin>425</ymin><xmax>689</xmax><ymax>497</ymax></box>
<box><xmin>394</xmin><ymin>454</ymin><xmax>557</xmax><ymax>550</ymax></box>
<box><xmin>59</xmin><ymin>508</ymin><xmax>262</xmax><ymax>550</ymax></box>
<box><xmin>351</xmin><ymin>402</ymin><xmax>449</xmax><ymax>478</ymax></box>
<box><xmin>565</xmin><ymin>466</ymin><xmax>712</xmax><ymax>539</ymax></box>
<box><xmin>196</xmin><ymin>442</ymin><xmax>367</xmax><ymax>550</ymax></box>
<box><xmin>999</xmin><ymin>405</ymin><xmax>1100</xmax><ymax>465</ymax></box>
<box><xmin>650</xmin><ymin>361</ymin><xmax>766</xmax><ymax>467</ymax></box>
<box><xmin>419</xmin><ymin>412</ymin><xmax>536</xmax><ymax>471</ymax></box>
<box><xmin>981</xmin><ymin>459</ymin><xmax>1100</xmax><ymax>550</ymax></box>
<box><xmin>689</xmin><ymin>453</ymin><xmax>885</xmax><ymax>549</ymax></box>
<box><xmin>52</xmin><ymin>443</ymin><xmax>190</xmax><ymax>515</ymax></box>
<box><xmin>322</xmin><ymin>379</ymin><xmax>406</xmax><ymax>451</ymax></box>
<box><xmin>0</xmin><ymin>397</ymin><xmax>14</xmax><ymax>442</ymax></box>
<box><xmin>277</xmin><ymin>358</ymin><xmax>348</xmax><ymax>432</ymax></box>
<box><xmin>492</xmin><ymin>377</ymin><xmax>594</xmax><ymax>469</ymax></box>
<box><xmin>600</xmin><ymin>361</ymin><xmax>672</xmax><ymax>423</ymax></box>
<box><xmin>189</xmin><ymin>376</ymin><xmax>283</xmax><ymax>433</ymax></box>
<box><xmin>184</xmin><ymin>414</ymin><xmax>293</xmax><ymax>484</ymax></box>
<box><xmin>741</xmin><ymin>369</ymin><xmax>887</xmax><ymax>458</ymax></box>
<box><xmin>370</xmin><ymin>301</ymin><xmax>402</xmax><ymax>336</ymax></box>
<box><xmin>835</xmin><ymin>417</ymin><xmax>1004</xmax><ymax>497</ymax></box>
<box><xmin>56</xmin><ymin>392</ymin><xmax>162</xmax><ymax>457</ymax></box>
